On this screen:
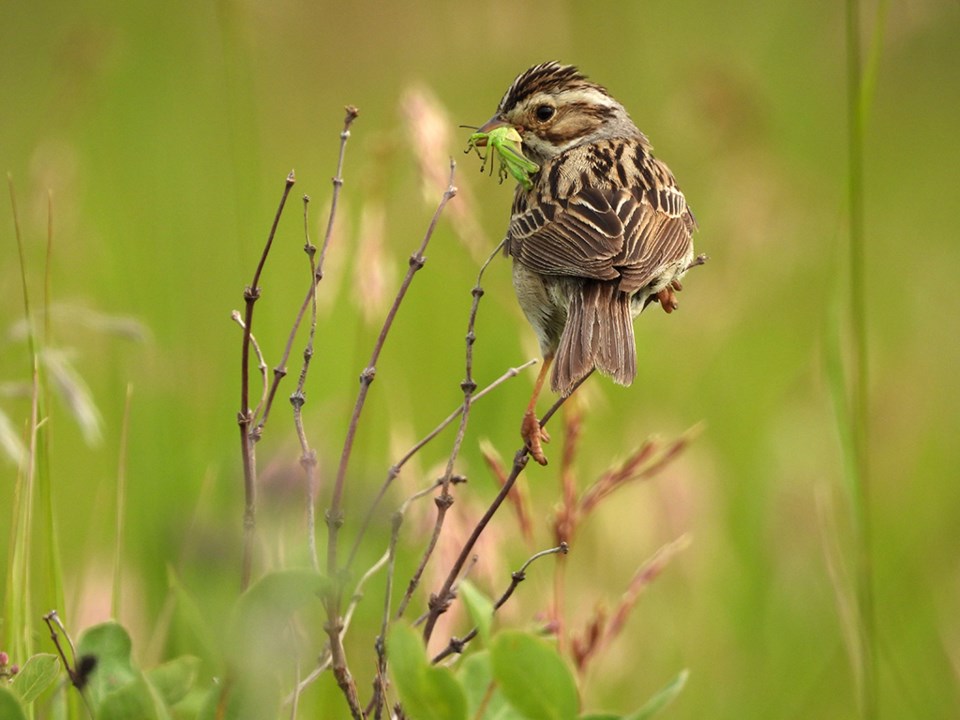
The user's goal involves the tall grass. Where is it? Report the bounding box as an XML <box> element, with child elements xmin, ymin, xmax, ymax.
<box><xmin>837</xmin><ymin>0</ymin><xmax>889</xmax><ymax>716</ymax></box>
<box><xmin>5</xmin><ymin>176</ymin><xmax>68</xmax><ymax>715</ymax></box>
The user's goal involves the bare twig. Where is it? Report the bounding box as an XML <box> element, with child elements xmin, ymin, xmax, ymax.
<box><xmin>239</xmin><ymin>170</ymin><xmax>296</xmax><ymax>591</ymax></box>
<box><xmin>240</xmin><ymin>109</ymin><xmax>359</xmax><ymax>585</ymax></box>
<box><xmin>230</xmin><ymin>311</ymin><xmax>269</xmax><ymax>417</ymax></box>
<box><xmin>43</xmin><ymin>611</ymin><xmax>77</xmax><ymax>671</ymax></box>
<box><xmin>372</xmin><ymin>511</ymin><xmax>404</xmax><ymax>719</ymax></box>
<box><xmin>346</xmin><ymin>358</ymin><xmax>535</xmax><ymax>572</ymax></box>
<box><xmin>321</xmin><ymin>107</ymin><xmax>359</xmax><ymax>270</ymax></box>
<box><xmin>421</xmin><ymin>372</ymin><xmax>592</xmax><ymax>644</ymax></box>
<box><xmin>431</xmin><ymin>543</ymin><xmax>569</xmax><ymax>663</ymax></box>
<box><xmin>373</xmin><ymin>473</ymin><xmax>467</xmax><ymax>715</ymax></box>
<box><xmin>327</xmin><ymin>160</ymin><xmax>457</xmax><ymax>576</ymax></box>
<box><xmin>286</xmin><ymin>476</ymin><xmax>451</xmax><ymax>710</ymax></box>
<box><xmin>257</xmin><ymin>108</ymin><xmax>358</xmax><ymax>435</ymax></box>
<box><xmin>480</xmin><ymin>440</ymin><xmax>533</xmax><ymax>546</ymax></box>
<box><xmin>291</xmin><ymin>194</ymin><xmax>321</xmax><ymax>571</ymax></box>
<box><xmin>43</xmin><ymin>610</ymin><xmax>95</xmax><ymax>714</ymax></box>
<box><xmin>322</xmin><ymin>160</ymin><xmax>457</xmax><ymax>720</ymax></box>
<box><xmin>438</xmin><ymin>239</ymin><xmax>506</xmax><ymax>488</ymax></box>
<box><xmin>283</xmin><ymin>544</ymin><xmax>388</xmax><ymax>708</ymax></box>
<box><xmin>395</xmin><ymin>242</ymin><xmax>505</xmax><ymax>618</ymax></box>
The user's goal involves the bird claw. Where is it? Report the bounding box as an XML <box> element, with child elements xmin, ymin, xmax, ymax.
<box><xmin>521</xmin><ymin>411</ymin><xmax>550</xmax><ymax>466</ymax></box>
<box><xmin>657</xmin><ymin>286</ymin><xmax>679</xmax><ymax>313</ymax></box>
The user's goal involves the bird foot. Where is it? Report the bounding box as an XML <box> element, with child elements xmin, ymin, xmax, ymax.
<box><xmin>657</xmin><ymin>283</ymin><xmax>680</xmax><ymax>314</ymax></box>
<box><xmin>657</xmin><ymin>254</ymin><xmax>707</xmax><ymax>314</ymax></box>
<box><xmin>521</xmin><ymin>410</ymin><xmax>550</xmax><ymax>466</ymax></box>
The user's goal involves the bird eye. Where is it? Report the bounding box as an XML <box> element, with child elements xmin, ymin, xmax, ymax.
<box><xmin>535</xmin><ymin>104</ymin><xmax>555</xmax><ymax>122</ymax></box>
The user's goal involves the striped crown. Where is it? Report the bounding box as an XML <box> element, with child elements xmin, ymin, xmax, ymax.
<box><xmin>498</xmin><ymin>62</ymin><xmax>610</xmax><ymax>115</ymax></box>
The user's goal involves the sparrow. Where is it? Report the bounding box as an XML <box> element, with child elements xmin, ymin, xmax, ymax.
<box><xmin>473</xmin><ymin>62</ymin><xmax>703</xmax><ymax>465</ymax></box>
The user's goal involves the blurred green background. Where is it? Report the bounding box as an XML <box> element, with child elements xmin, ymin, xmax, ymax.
<box><xmin>2</xmin><ymin>0</ymin><xmax>959</xmax><ymax>717</ymax></box>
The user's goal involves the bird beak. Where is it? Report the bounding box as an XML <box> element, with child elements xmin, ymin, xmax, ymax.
<box><xmin>472</xmin><ymin>116</ymin><xmax>512</xmax><ymax>146</ymax></box>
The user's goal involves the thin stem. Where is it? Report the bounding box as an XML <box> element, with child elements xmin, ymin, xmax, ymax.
<box><xmin>292</xmin><ymin>194</ymin><xmax>320</xmax><ymax>571</ymax></box>
<box><xmin>289</xmin><ymin>662</ymin><xmax>301</xmax><ymax>720</ymax></box>
<box><xmin>431</xmin><ymin>543</ymin><xmax>568</xmax><ymax>663</ymax></box>
<box><xmin>552</xmin><ymin>405</ymin><xmax>582</xmax><ymax>651</ymax></box>
<box><xmin>320</xmin><ymin>107</ymin><xmax>359</xmax><ymax>271</ymax></box>
<box><xmin>437</xmin><ymin>241</ymin><xmax>506</xmax><ymax>491</ymax></box>
<box><xmin>323</xmin><ymin>160</ymin><xmax>457</xmax><ymax>720</ymax></box>
<box><xmin>845</xmin><ymin>0</ymin><xmax>875</xmax><ymax>716</ymax></box>
<box><xmin>346</xmin><ymin>358</ymin><xmax>535</xmax><ymax>571</ymax></box>
<box><xmin>326</xmin><ymin>161</ymin><xmax>458</xmax><ymax>578</ymax></box>
<box><xmin>284</xmin><ymin>481</ymin><xmax>433</xmax><ymax>708</ymax></box>
<box><xmin>394</xmin><ymin>242</ymin><xmax>507</xmax><ymax>617</ymax></box>
<box><xmin>44</xmin><ymin>611</ymin><xmax>77</xmax><ymax>670</ymax></box>
<box><xmin>239</xmin><ymin>171</ymin><xmax>296</xmax><ymax>590</ymax></box>
<box><xmin>421</xmin><ymin>372</ymin><xmax>591</xmax><ymax>644</ymax></box>
<box><xmin>257</xmin><ymin>278</ymin><xmax>319</xmax><ymax>430</ymax></box>
<box><xmin>231</xmin><ymin>312</ymin><xmax>269</xmax><ymax>418</ymax></box>
<box><xmin>112</xmin><ymin>384</ymin><xmax>133</xmax><ymax>616</ymax></box>
<box><xmin>44</xmin><ymin>190</ymin><xmax>54</xmax><ymax>346</ymax></box>
<box><xmin>43</xmin><ymin>609</ymin><xmax>94</xmax><ymax>715</ymax></box>
<box><xmin>372</xmin><ymin>511</ymin><xmax>404</xmax><ymax>719</ymax></box>
<box><xmin>9</xmin><ymin>174</ymin><xmax>36</xmax><ymax>364</ymax></box>
<box><xmin>257</xmin><ymin>108</ymin><xmax>358</xmax><ymax>433</ymax></box>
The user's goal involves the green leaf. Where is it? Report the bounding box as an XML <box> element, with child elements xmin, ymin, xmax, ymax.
<box><xmin>622</xmin><ymin>670</ymin><xmax>688</xmax><ymax>720</ymax></box>
<box><xmin>145</xmin><ymin>655</ymin><xmax>200</xmax><ymax>706</ymax></box>
<box><xmin>458</xmin><ymin>650</ymin><xmax>493</xmax><ymax>717</ymax></box>
<box><xmin>76</xmin><ymin>621</ymin><xmax>139</xmax><ymax>708</ymax></box>
<box><xmin>10</xmin><ymin>653</ymin><xmax>60</xmax><ymax>702</ymax></box>
<box><xmin>74</xmin><ymin>622</ymin><xmax>179</xmax><ymax>719</ymax></box>
<box><xmin>458</xmin><ymin>651</ymin><xmax>526</xmax><ymax>720</ymax></box>
<box><xmin>388</xmin><ymin>622</ymin><xmax>467</xmax><ymax>720</ymax></box>
<box><xmin>491</xmin><ymin>631</ymin><xmax>578</xmax><ymax>720</ymax></box>
<box><xmin>168</xmin><ymin>685</ymin><xmax>213</xmax><ymax>718</ymax></box>
<box><xmin>97</xmin><ymin>676</ymin><xmax>169</xmax><ymax>720</ymax></box>
<box><xmin>459</xmin><ymin>580</ymin><xmax>494</xmax><ymax>647</ymax></box>
<box><xmin>578</xmin><ymin>715</ymin><xmax>620</xmax><ymax>720</ymax></box>
<box><xmin>0</xmin><ymin>686</ymin><xmax>27</xmax><ymax>720</ymax></box>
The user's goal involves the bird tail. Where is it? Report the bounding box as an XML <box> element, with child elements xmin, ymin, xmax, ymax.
<box><xmin>552</xmin><ymin>282</ymin><xmax>636</xmax><ymax>396</ymax></box>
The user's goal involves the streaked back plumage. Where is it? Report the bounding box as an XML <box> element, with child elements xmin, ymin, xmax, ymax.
<box><xmin>490</xmin><ymin>62</ymin><xmax>700</xmax><ymax>395</ymax></box>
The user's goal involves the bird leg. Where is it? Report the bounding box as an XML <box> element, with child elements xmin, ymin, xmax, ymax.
<box><xmin>521</xmin><ymin>355</ymin><xmax>553</xmax><ymax>466</ymax></box>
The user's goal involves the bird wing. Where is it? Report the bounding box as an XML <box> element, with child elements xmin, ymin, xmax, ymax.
<box><xmin>507</xmin><ymin>184</ymin><xmax>695</xmax><ymax>294</ymax></box>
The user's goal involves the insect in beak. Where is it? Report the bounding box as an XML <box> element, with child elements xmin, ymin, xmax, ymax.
<box><xmin>464</xmin><ymin>118</ymin><xmax>539</xmax><ymax>190</ymax></box>
<box><xmin>473</xmin><ymin>116</ymin><xmax>512</xmax><ymax>145</ymax></box>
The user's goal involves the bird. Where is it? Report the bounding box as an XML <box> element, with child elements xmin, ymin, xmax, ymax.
<box><xmin>473</xmin><ymin>62</ymin><xmax>704</xmax><ymax>465</ymax></box>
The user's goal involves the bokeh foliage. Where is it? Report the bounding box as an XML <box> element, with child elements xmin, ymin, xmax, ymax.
<box><xmin>2</xmin><ymin>0</ymin><xmax>958</xmax><ymax>717</ymax></box>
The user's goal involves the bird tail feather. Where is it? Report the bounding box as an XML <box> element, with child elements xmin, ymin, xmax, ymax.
<box><xmin>552</xmin><ymin>282</ymin><xmax>636</xmax><ymax>396</ymax></box>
